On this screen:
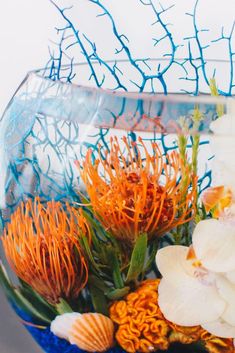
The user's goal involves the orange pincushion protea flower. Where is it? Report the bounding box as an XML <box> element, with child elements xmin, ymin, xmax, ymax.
<box><xmin>110</xmin><ymin>279</ymin><xmax>234</xmax><ymax>353</ymax></box>
<box><xmin>2</xmin><ymin>198</ymin><xmax>90</xmax><ymax>304</ymax></box>
<box><xmin>79</xmin><ymin>136</ymin><xmax>197</xmax><ymax>246</ymax></box>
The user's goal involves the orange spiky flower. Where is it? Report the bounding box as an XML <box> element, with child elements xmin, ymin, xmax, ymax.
<box><xmin>2</xmin><ymin>198</ymin><xmax>90</xmax><ymax>304</ymax></box>
<box><xmin>79</xmin><ymin>136</ymin><xmax>197</xmax><ymax>247</ymax></box>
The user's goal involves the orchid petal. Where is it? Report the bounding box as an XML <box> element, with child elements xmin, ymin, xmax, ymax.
<box><xmin>210</xmin><ymin>114</ymin><xmax>235</xmax><ymax>136</ymax></box>
<box><xmin>210</xmin><ymin>115</ymin><xmax>235</xmax><ymax>194</ymax></box>
<box><xmin>156</xmin><ymin>245</ymin><xmax>194</xmax><ymax>282</ymax></box>
<box><xmin>210</xmin><ymin>159</ymin><xmax>235</xmax><ymax>195</ymax></box>
<box><xmin>210</xmin><ymin>137</ymin><xmax>235</xmax><ymax>164</ymax></box>
<box><xmin>193</xmin><ymin>219</ymin><xmax>235</xmax><ymax>273</ymax></box>
<box><xmin>156</xmin><ymin>246</ymin><xmax>225</xmax><ymax>326</ymax></box>
<box><xmin>216</xmin><ymin>275</ymin><xmax>235</xmax><ymax>326</ymax></box>
<box><xmin>158</xmin><ymin>277</ymin><xmax>225</xmax><ymax>327</ymax></box>
<box><xmin>226</xmin><ymin>271</ymin><xmax>235</xmax><ymax>284</ymax></box>
<box><xmin>202</xmin><ymin>318</ymin><xmax>235</xmax><ymax>338</ymax></box>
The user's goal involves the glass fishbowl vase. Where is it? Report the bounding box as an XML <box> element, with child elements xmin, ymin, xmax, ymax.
<box><xmin>0</xmin><ymin>2</ymin><xmax>235</xmax><ymax>353</ymax></box>
<box><xmin>0</xmin><ymin>60</ymin><xmax>234</xmax><ymax>353</ymax></box>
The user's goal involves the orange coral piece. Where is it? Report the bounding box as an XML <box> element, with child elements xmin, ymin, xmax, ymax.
<box><xmin>168</xmin><ymin>322</ymin><xmax>203</xmax><ymax>343</ymax></box>
<box><xmin>2</xmin><ymin>198</ymin><xmax>90</xmax><ymax>304</ymax></box>
<box><xmin>79</xmin><ymin>136</ymin><xmax>197</xmax><ymax>247</ymax></box>
<box><xmin>110</xmin><ymin>279</ymin><xmax>170</xmax><ymax>353</ymax></box>
<box><xmin>201</xmin><ymin>332</ymin><xmax>234</xmax><ymax>353</ymax></box>
<box><xmin>110</xmin><ymin>279</ymin><xmax>235</xmax><ymax>353</ymax></box>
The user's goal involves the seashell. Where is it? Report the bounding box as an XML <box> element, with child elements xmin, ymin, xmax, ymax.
<box><xmin>69</xmin><ymin>313</ymin><xmax>114</xmax><ymax>352</ymax></box>
<box><xmin>50</xmin><ymin>312</ymin><xmax>81</xmax><ymax>340</ymax></box>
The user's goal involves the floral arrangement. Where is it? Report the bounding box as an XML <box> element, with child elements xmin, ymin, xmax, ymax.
<box><xmin>1</xmin><ymin>95</ymin><xmax>235</xmax><ymax>353</ymax></box>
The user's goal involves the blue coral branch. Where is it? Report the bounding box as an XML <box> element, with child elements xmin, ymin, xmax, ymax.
<box><xmin>211</xmin><ymin>21</ymin><xmax>235</xmax><ymax>95</ymax></box>
<box><xmin>49</xmin><ymin>0</ymin><xmax>102</xmax><ymax>87</ymax></box>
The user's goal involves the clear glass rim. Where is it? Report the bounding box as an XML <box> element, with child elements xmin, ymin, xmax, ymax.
<box><xmin>32</xmin><ymin>58</ymin><xmax>234</xmax><ymax>105</ymax></box>
<box><xmin>1</xmin><ymin>58</ymin><xmax>234</xmax><ymax>133</ymax></box>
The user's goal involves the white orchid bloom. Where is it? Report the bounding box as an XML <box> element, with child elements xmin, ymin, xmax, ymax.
<box><xmin>156</xmin><ymin>218</ymin><xmax>235</xmax><ymax>338</ymax></box>
<box><xmin>210</xmin><ymin>114</ymin><xmax>235</xmax><ymax>196</ymax></box>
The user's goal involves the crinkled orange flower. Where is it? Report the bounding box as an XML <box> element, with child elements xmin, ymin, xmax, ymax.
<box><xmin>110</xmin><ymin>279</ymin><xmax>169</xmax><ymax>352</ymax></box>
<box><xmin>79</xmin><ymin>136</ymin><xmax>197</xmax><ymax>247</ymax></box>
<box><xmin>2</xmin><ymin>198</ymin><xmax>90</xmax><ymax>304</ymax></box>
<box><xmin>201</xmin><ymin>332</ymin><xmax>235</xmax><ymax>353</ymax></box>
<box><xmin>110</xmin><ymin>279</ymin><xmax>234</xmax><ymax>353</ymax></box>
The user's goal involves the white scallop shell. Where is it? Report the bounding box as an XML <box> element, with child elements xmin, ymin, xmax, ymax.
<box><xmin>69</xmin><ymin>313</ymin><xmax>114</xmax><ymax>352</ymax></box>
<box><xmin>50</xmin><ymin>313</ymin><xmax>81</xmax><ymax>340</ymax></box>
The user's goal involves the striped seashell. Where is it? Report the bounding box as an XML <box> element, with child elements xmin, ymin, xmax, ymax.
<box><xmin>50</xmin><ymin>312</ymin><xmax>81</xmax><ymax>340</ymax></box>
<box><xmin>69</xmin><ymin>313</ymin><xmax>115</xmax><ymax>352</ymax></box>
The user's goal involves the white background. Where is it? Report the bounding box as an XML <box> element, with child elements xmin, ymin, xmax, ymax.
<box><xmin>0</xmin><ymin>0</ymin><xmax>235</xmax><ymax>114</ymax></box>
<box><xmin>0</xmin><ymin>3</ymin><xmax>56</xmax><ymax>352</ymax></box>
<box><xmin>0</xmin><ymin>0</ymin><xmax>57</xmax><ymax>114</ymax></box>
<box><xmin>0</xmin><ymin>1</ymin><xmax>234</xmax><ymax>352</ymax></box>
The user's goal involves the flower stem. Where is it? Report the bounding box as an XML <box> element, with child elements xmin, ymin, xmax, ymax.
<box><xmin>56</xmin><ymin>299</ymin><xmax>73</xmax><ymax>314</ymax></box>
<box><xmin>209</xmin><ymin>78</ymin><xmax>224</xmax><ymax>117</ymax></box>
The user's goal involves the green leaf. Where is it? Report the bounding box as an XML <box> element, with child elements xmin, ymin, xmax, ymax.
<box><xmin>0</xmin><ymin>262</ymin><xmax>52</xmax><ymax>324</ymax></box>
<box><xmin>209</xmin><ymin>78</ymin><xmax>224</xmax><ymax>117</ymax></box>
<box><xmin>82</xmin><ymin>211</ymin><xmax>106</xmax><ymax>247</ymax></box>
<box><xmin>126</xmin><ymin>233</ymin><xmax>147</xmax><ymax>283</ymax></box>
<box><xmin>89</xmin><ymin>283</ymin><xmax>108</xmax><ymax>316</ymax></box>
<box><xmin>19</xmin><ymin>281</ymin><xmax>57</xmax><ymax>319</ymax></box>
<box><xmin>56</xmin><ymin>299</ymin><xmax>73</xmax><ymax>315</ymax></box>
<box><xmin>74</xmin><ymin>192</ymin><xmax>92</xmax><ymax>208</ymax></box>
<box><xmin>0</xmin><ymin>262</ymin><xmax>16</xmax><ymax>300</ymax></box>
<box><xmin>15</xmin><ymin>291</ymin><xmax>54</xmax><ymax>323</ymax></box>
<box><xmin>75</xmin><ymin>195</ymin><xmax>109</xmax><ymax>242</ymax></box>
<box><xmin>143</xmin><ymin>240</ymin><xmax>158</xmax><ymax>274</ymax></box>
<box><xmin>107</xmin><ymin>248</ymin><xmax>124</xmax><ymax>289</ymax></box>
<box><xmin>88</xmin><ymin>275</ymin><xmax>110</xmax><ymax>292</ymax></box>
<box><xmin>81</xmin><ymin>236</ymin><xmax>100</xmax><ymax>273</ymax></box>
<box><xmin>106</xmin><ymin>287</ymin><xmax>130</xmax><ymax>300</ymax></box>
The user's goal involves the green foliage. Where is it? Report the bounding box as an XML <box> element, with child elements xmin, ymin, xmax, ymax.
<box><xmin>209</xmin><ymin>78</ymin><xmax>224</xmax><ymax>117</ymax></box>
<box><xmin>143</xmin><ymin>240</ymin><xmax>158</xmax><ymax>274</ymax></box>
<box><xmin>56</xmin><ymin>299</ymin><xmax>73</xmax><ymax>315</ymax></box>
<box><xmin>126</xmin><ymin>233</ymin><xmax>147</xmax><ymax>283</ymax></box>
<box><xmin>106</xmin><ymin>287</ymin><xmax>130</xmax><ymax>300</ymax></box>
<box><xmin>178</xmin><ymin>108</ymin><xmax>203</xmax><ymax>177</ymax></box>
<box><xmin>191</xmin><ymin>106</ymin><xmax>203</xmax><ymax>176</ymax></box>
<box><xmin>107</xmin><ymin>248</ymin><xmax>125</xmax><ymax>289</ymax></box>
<box><xmin>81</xmin><ymin>212</ymin><xmax>154</xmax><ymax>302</ymax></box>
<box><xmin>178</xmin><ymin>116</ymin><xmax>189</xmax><ymax>169</ymax></box>
<box><xmin>0</xmin><ymin>262</ymin><xmax>55</xmax><ymax>324</ymax></box>
<box><xmin>88</xmin><ymin>283</ymin><xmax>109</xmax><ymax>316</ymax></box>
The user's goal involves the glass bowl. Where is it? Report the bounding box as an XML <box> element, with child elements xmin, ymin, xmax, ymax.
<box><xmin>1</xmin><ymin>3</ymin><xmax>235</xmax><ymax>351</ymax></box>
<box><xmin>0</xmin><ymin>58</ymin><xmax>235</xmax><ymax>353</ymax></box>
